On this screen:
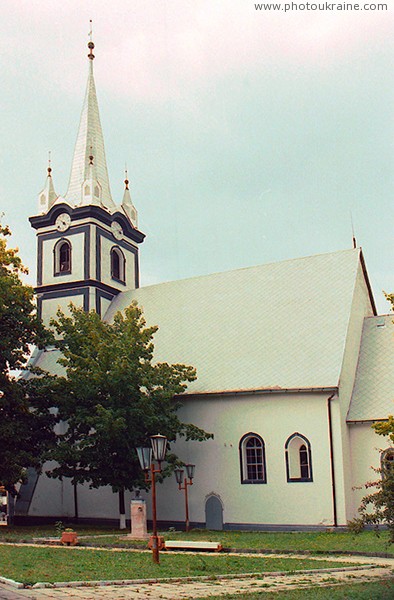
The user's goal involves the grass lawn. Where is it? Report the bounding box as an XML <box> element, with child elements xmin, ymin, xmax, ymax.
<box><xmin>0</xmin><ymin>525</ymin><xmax>119</xmax><ymax>543</ymax></box>
<box><xmin>80</xmin><ymin>528</ymin><xmax>393</xmax><ymax>555</ymax></box>
<box><xmin>0</xmin><ymin>546</ymin><xmax>356</xmax><ymax>585</ymax></box>
<box><xmin>195</xmin><ymin>579</ymin><xmax>394</xmax><ymax>599</ymax></box>
<box><xmin>1</xmin><ymin>526</ymin><xmax>392</xmax><ymax>554</ymax></box>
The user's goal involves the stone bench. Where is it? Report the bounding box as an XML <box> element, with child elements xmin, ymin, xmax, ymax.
<box><xmin>164</xmin><ymin>540</ymin><xmax>222</xmax><ymax>552</ymax></box>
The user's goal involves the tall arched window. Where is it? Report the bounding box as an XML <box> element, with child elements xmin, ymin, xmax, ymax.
<box><xmin>111</xmin><ymin>246</ymin><xmax>126</xmax><ymax>284</ymax></box>
<box><xmin>285</xmin><ymin>433</ymin><xmax>313</xmax><ymax>482</ymax></box>
<box><xmin>239</xmin><ymin>433</ymin><xmax>267</xmax><ymax>484</ymax></box>
<box><xmin>54</xmin><ymin>239</ymin><xmax>71</xmax><ymax>275</ymax></box>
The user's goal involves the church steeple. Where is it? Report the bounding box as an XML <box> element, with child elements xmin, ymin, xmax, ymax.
<box><xmin>64</xmin><ymin>31</ymin><xmax>114</xmax><ymax>209</ymax></box>
<box><xmin>30</xmin><ymin>30</ymin><xmax>145</xmax><ymax>325</ymax></box>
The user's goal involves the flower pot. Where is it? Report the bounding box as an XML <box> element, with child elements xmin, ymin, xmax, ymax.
<box><xmin>61</xmin><ymin>531</ymin><xmax>78</xmax><ymax>546</ymax></box>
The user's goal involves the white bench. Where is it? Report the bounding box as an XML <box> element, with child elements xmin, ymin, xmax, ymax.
<box><xmin>164</xmin><ymin>540</ymin><xmax>222</xmax><ymax>552</ymax></box>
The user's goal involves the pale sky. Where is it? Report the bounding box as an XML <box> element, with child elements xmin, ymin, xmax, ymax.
<box><xmin>1</xmin><ymin>0</ymin><xmax>394</xmax><ymax>313</ymax></box>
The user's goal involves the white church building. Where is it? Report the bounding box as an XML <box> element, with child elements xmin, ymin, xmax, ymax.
<box><xmin>16</xmin><ymin>39</ymin><xmax>394</xmax><ymax>530</ymax></box>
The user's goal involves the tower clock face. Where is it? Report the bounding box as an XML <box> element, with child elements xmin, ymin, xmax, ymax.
<box><xmin>111</xmin><ymin>221</ymin><xmax>123</xmax><ymax>240</ymax></box>
<box><xmin>55</xmin><ymin>213</ymin><xmax>71</xmax><ymax>232</ymax></box>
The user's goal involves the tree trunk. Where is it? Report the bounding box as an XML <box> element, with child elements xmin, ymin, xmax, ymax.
<box><xmin>73</xmin><ymin>479</ymin><xmax>79</xmax><ymax>522</ymax></box>
<box><xmin>119</xmin><ymin>488</ymin><xmax>126</xmax><ymax>530</ymax></box>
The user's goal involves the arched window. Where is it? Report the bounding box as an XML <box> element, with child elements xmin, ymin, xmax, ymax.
<box><xmin>54</xmin><ymin>239</ymin><xmax>71</xmax><ymax>275</ymax></box>
<box><xmin>239</xmin><ymin>433</ymin><xmax>267</xmax><ymax>484</ymax></box>
<box><xmin>285</xmin><ymin>433</ymin><xmax>313</xmax><ymax>482</ymax></box>
<box><xmin>111</xmin><ymin>246</ymin><xmax>126</xmax><ymax>283</ymax></box>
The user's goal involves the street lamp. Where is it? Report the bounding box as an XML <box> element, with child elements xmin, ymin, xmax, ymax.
<box><xmin>175</xmin><ymin>464</ymin><xmax>195</xmax><ymax>532</ymax></box>
<box><xmin>136</xmin><ymin>434</ymin><xmax>168</xmax><ymax>564</ymax></box>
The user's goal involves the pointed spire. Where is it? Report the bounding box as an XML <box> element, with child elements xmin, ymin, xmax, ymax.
<box><xmin>38</xmin><ymin>153</ymin><xmax>58</xmax><ymax>213</ymax></box>
<box><xmin>64</xmin><ymin>25</ymin><xmax>114</xmax><ymax>208</ymax></box>
<box><xmin>121</xmin><ymin>168</ymin><xmax>138</xmax><ymax>228</ymax></box>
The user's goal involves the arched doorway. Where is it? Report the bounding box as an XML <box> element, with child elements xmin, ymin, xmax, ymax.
<box><xmin>205</xmin><ymin>494</ymin><xmax>223</xmax><ymax>530</ymax></box>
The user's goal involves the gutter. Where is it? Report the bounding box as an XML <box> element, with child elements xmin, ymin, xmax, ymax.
<box><xmin>327</xmin><ymin>393</ymin><xmax>338</xmax><ymax>527</ymax></box>
<box><xmin>176</xmin><ymin>386</ymin><xmax>338</xmax><ymax>399</ymax></box>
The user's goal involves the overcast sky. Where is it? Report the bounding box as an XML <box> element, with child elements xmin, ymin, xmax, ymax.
<box><xmin>1</xmin><ymin>1</ymin><xmax>394</xmax><ymax>313</ymax></box>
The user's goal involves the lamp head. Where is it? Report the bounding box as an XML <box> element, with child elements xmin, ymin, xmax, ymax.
<box><xmin>150</xmin><ymin>434</ymin><xmax>168</xmax><ymax>462</ymax></box>
<box><xmin>175</xmin><ymin>468</ymin><xmax>184</xmax><ymax>485</ymax></box>
<box><xmin>136</xmin><ymin>447</ymin><xmax>152</xmax><ymax>471</ymax></box>
<box><xmin>186</xmin><ymin>464</ymin><xmax>195</xmax><ymax>480</ymax></box>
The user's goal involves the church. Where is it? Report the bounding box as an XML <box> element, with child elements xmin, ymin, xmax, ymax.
<box><xmin>16</xmin><ymin>37</ymin><xmax>393</xmax><ymax>530</ymax></box>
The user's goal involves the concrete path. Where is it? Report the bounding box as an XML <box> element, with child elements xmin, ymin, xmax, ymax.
<box><xmin>0</xmin><ymin>552</ymin><xmax>392</xmax><ymax>599</ymax></box>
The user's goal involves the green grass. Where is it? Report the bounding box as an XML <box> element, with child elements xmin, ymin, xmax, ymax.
<box><xmin>1</xmin><ymin>526</ymin><xmax>392</xmax><ymax>554</ymax></box>
<box><xmin>0</xmin><ymin>524</ymin><xmax>120</xmax><ymax>543</ymax></box>
<box><xmin>195</xmin><ymin>579</ymin><xmax>394</xmax><ymax>599</ymax></box>
<box><xmin>0</xmin><ymin>546</ymin><xmax>356</xmax><ymax>585</ymax></box>
<box><xmin>80</xmin><ymin>528</ymin><xmax>393</xmax><ymax>555</ymax></box>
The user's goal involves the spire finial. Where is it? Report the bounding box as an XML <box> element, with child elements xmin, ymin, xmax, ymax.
<box><xmin>350</xmin><ymin>211</ymin><xmax>357</xmax><ymax>249</ymax></box>
<box><xmin>124</xmin><ymin>165</ymin><xmax>129</xmax><ymax>189</ymax></box>
<box><xmin>88</xmin><ymin>20</ymin><xmax>95</xmax><ymax>60</ymax></box>
<box><xmin>47</xmin><ymin>151</ymin><xmax>52</xmax><ymax>176</ymax></box>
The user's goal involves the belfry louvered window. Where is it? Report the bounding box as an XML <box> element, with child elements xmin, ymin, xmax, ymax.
<box><xmin>54</xmin><ymin>239</ymin><xmax>71</xmax><ymax>275</ymax></box>
<box><xmin>111</xmin><ymin>246</ymin><xmax>126</xmax><ymax>284</ymax></box>
<box><xmin>239</xmin><ymin>433</ymin><xmax>267</xmax><ymax>484</ymax></box>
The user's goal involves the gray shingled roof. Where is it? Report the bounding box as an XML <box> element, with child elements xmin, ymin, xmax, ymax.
<box><xmin>348</xmin><ymin>314</ymin><xmax>394</xmax><ymax>422</ymax></box>
<box><xmin>105</xmin><ymin>248</ymin><xmax>365</xmax><ymax>394</ymax></box>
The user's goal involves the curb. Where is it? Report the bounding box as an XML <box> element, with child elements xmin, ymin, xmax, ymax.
<box><xmin>0</xmin><ymin>576</ymin><xmax>24</xmax><ymax>589</ymax></box>
<box><xmin>223</xmin><ymin>547</ymin><xmax>394</xmax><ymax>559</ymax></box>
<box><xmin>28</xmin><ymin>564</ymin><xmax>380</xmax><ymax>590</ymax></box>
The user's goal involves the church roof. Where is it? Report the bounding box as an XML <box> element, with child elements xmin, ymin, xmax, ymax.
<box><xmin>347</xmin><ymin>314</ymin><xmax>394</xmax><ymax>422</ymax></box>
<box><xmin>105</xmin><ymin>248</ymin><xmax>367</xmax><ymax>394</ymax></box>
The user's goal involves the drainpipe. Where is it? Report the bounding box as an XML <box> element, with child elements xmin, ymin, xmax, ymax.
<box><xmin>327</xmin><ymin>393</ymin><xmax>338</xmax><ymax>527</ymax></box>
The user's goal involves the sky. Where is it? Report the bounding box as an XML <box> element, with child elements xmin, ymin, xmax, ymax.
<box><xmin>1</xmin><ymin>0</ymin><xmax>394</xmax><ymax>314</ymax></box>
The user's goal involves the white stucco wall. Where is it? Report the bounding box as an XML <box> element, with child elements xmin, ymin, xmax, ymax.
<box><xmin>336</xmin><ymin>262</ymin><xmax>375</xmax><ymax>522</ymax></box>
<box><xmin>26</xmin><ymin>391</ymin><xmax>338</xmax><ymax>527</ymax></box>
<box><xmin>28</xmin><ymin>471</ymin><xmax>133</xmax><ymax>520</ymax></box>
<box><xmin>99</xmin><ymin>234</ymin><xmax>136</xmax><ymax>290</ymax></box>
<box><xmin>156</xmin><ymin>392</ymin><xmax>337</xmax><ymax>527</ymax></box>
<box><xmin>40</xmin><ymin>294</ymin><xmax>84</xmax><ymax>327</ymax></box>
<box><xmin>348</xmin><ymin>422</ymin><xmax>392</xmax><ymax>518</ymax></box>
<box><xmin>41</xmin><ymin>234</ymin><xmax>85</xmax><ymax>285</ymax></box>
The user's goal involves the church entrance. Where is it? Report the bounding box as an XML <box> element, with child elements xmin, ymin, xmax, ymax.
<box><xmin>205</xmin><ymin>494</ymin><xmax>223</xmax><ymax>530</ymax></box>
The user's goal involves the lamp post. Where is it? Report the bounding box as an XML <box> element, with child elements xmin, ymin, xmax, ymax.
<box><xmin>174</xmin><ymin>464</ymin><xmax>195</xmax><ymax>532</ymax></box>
<box><xmin>136</xmin><ymin>434</ymin><xmax>167</xmax><ymax>564</ymax></box>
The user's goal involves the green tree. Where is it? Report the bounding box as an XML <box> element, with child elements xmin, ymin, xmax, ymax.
<box><xmin>350</xmin><ymin>415</ymin><xmax>394</xmax><ymax>543</ymax></box>
<box><xmin>42</xmin><ymin>302</ymin><xmax>212</xmax><ymax>528</ymax></box>
<box><xmin>0</xmin><ymin>224</ymin><xmax>55</xmax><ymax>496</ymax></box>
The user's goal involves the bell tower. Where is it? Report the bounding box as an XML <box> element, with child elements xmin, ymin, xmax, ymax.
<box><xmin>29</xmin><ymin>35</ymin><xmax>144</xmax><ymax>325</ymax></box>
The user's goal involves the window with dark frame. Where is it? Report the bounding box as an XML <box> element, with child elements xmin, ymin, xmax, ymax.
<box><xmin>285</xmin><ymin>433</ymin><xmax>313</xmax><ymax>483</ymax></box>
<box><xmin>54</xmin><ymin>239</ymin><xmax>72</xmax><ymax>276</ymax></box>
<box><xmin>111</xmin><ymin>246</ymin><xmax>125</xmax><ymax>283</ymax></box>
<box><xmin>239</xmin><ymin>433</ymin><xmax>266</xmax><ymax>484</ymax></box>
<box><xmin>59</xmin><ymin>242</ymin><xmax>70</xmax><ymax>272</ymax></box>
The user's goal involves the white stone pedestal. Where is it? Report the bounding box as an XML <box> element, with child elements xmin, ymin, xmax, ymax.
<box><xmin>127</xmin><ymin>499</ymin><xmax>149</xmax><ymax>540</ymax></box>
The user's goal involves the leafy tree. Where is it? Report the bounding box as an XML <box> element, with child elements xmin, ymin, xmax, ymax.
<box><xmin>350</xmin><ymin>415</ymin><xmax>394</xmax><ymax>543</ymax></box>
<box><xmin>41</xmin><ymin>302</ymin><xmax>212</xmax><ymax>528</ymax></box>
<box><xmin>0</xmin><ymin>224</ymin><xmax>55</xmax><ymax>497</ymax></box>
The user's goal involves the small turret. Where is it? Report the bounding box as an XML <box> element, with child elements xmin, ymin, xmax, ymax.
<box><xmin>37</xmin><ymin>158</ymin><xmax>57</xmax><ymax>214</ymax></box>
<box><xmin>121</xmin><ymin>172</ymin><xmax>138</xmax><ymax>228</ymax></box>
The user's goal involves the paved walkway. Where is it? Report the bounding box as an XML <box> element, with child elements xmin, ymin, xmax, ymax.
<box><xmin>0</xmin><ymin>552</ymin><xmax>393</xmax><ymax>599</ymax></box>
